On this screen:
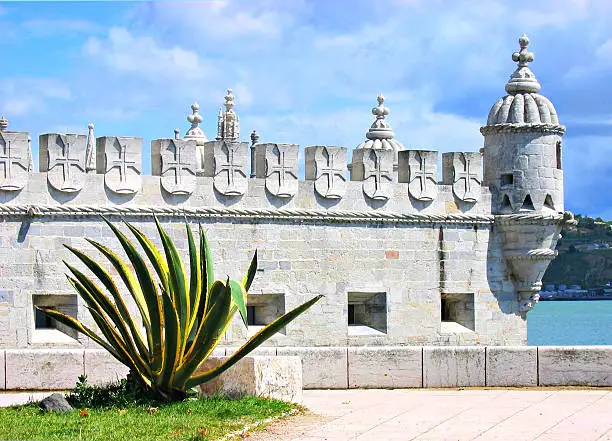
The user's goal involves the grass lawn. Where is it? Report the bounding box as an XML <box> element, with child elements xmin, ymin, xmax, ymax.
<box><xmin>0</xmin><ymin>396</ymin><xmax>297</xmax><ymax>441</ymax></box>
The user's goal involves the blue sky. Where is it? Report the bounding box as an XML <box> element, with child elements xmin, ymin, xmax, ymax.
<box><xmin>1</xmin><ymin>0</ymin><xmax>612</xmax><ymax>218</ymax></box>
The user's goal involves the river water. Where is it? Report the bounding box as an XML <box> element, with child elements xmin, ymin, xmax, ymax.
<box><xmin>527</xmin><ymin>300</ymin><xmax>612</xmax><ymax>345</ymax></box>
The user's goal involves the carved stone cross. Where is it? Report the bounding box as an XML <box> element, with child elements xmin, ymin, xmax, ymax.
<box><xmin>362</xmin><ymin>149</ymin><xmax>393</xmax><ymax>200</ymax></box>
<box><xmin>0</xmin><ymin>131</ymin><xmax>30</xmax><ymax>191</ymax></box>
<box><xmin>444</xmin><ymin>152</ymin><xmax>482</xmax><ymax>203</ymax></box>
<box><xmin>98</xmin><ymin>136</ymin><xmax>142</xmax><ymax>195</ymax></box>
<box><xmin>152</xmin><ymin>138</ymin><xmax>197</xmax><ymax>195</ymax></box>
<box><xmin>305</xmin><ymin>146</ymin><xmax>347</xmax><ymax>199</ymax></box>
<box><xmin>257</xmin><ymin>143</ymin><xmax>298</xmax><ymax>198</ymax></box>
<box><xmin>213</xmin><ymin>141</ymin><xmax>248</xmax><ymax>196</ymax></box>
<box><xmin>400</xmin><ymin>150</ymin><xmax>438</xmax><ymax>202</ymax></box>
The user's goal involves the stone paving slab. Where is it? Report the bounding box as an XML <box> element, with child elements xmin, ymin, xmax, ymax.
<box><xmin>246</xmin><ymin>389</ymin><xmax>612</xmax><ymax>441</ymax></box>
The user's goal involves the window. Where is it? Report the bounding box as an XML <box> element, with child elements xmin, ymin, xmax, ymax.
<box><xmin>246</xmin><ymin>293</ymin><xmax>285</xmax><ymax>334</ymax></box>
<box><xmin>32</xmin><ymin>294</ymin><xmax>79</xmax><ymax>344</ymax></box>
<box><xmin>347</xmin><ymin>292</ymin><xmax>387</xmax><ymax>335</ymax></box>
<box><xmin>544</xmin><ymin>194</ymin><xmax>555</xmax><ymax>210</ymax></box>
<box><xmin>441</xmin><ymin>293</ymin><xmax>475</xmax><ymax>333</ymax></box>
<box><xmin>500</xmin><ymin>173</ymin><xmax>514</xmax><ymax>187</ymax></box>
<box><xmin>521</xmin><ymin>194</ymin><xmax>535</xmax><ymax>211</ymax></box>
<box><xmin>556</xmin><ymin>141</ymin><xmax>562</xmax><ymax>170</ymax></box>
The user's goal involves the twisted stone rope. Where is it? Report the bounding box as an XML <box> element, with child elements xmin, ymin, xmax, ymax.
<box><xmin>0</xmin><ymin>203</ymin><xmax>496</xmax><ymax>225</ymax></box>
<box><xmin>480</xmin><ymin>123</ymin><xmax>566</xmax><ymax>135</ymax></box>
<box><xmin>495</xmin><ymin>211</ymin><xmax>574</xmax><ymax>225</ymax></box>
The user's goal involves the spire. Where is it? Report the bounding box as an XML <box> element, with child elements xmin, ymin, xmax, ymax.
<box><xmin>0</xmin><ymin>115</ymin><xmax>8</xmax><ymax>132</ymax></box>
<box><xmin>216</xmin><ymin>88</ymin><xmax>240</xmax><ymax>141</ymax></box>
<box><xmin>505</xmin><ymin>34</ymin><xmax>542</xmax><ymax>95</ymax></box>
<box><xmin>365</xmin><ymin>94</ymin><xmax>395</xmax><ymax>140</ymax></box>
<box><xmin>85</xmin><ymin>123</ymin><xmax>96</xmax><ymax>173</ymax></box>
<box><xmin>184</xmin><ymin>102</ymin><xmax>208</xmax><ymax>145</ymax></box>
<box><xmin>27</xmin><ymin>136</ymin><xmax>33</xmax><ymax>171</ymax></box>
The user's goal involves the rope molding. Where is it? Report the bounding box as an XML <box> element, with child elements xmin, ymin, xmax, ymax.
<box><xmin>0</xmin><ymin>203</ymin><xmax>496</xmax><ymax>225</ymax></box>
<box><xmin>480</xmin><ymin>123</ymin><xmax>566</xmax><ymax>136</ymax></box>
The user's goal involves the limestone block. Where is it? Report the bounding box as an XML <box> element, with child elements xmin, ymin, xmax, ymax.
<box><xmin>254</xmin><ymin>143</ymin><xmax>299</xmax><ymax>198</ymax></box>
<box><xmin>348</xmin><ymin>346</ymin><xmax>422</xmax><ymax>388</ymax></box>
<box><xmin>305</xmin><ymin>146</ymin><xmax>347</xmax><ymax>199</ymax></box>
<box><xmin>204</xmin><ymin>140</ymin><xmax>248</xmax><ymax>196</ymax></box>
<box><xmin>442</xmin><ymin>152</ymin><xmax>482</xmax><ymax>203</ymax></box>
<box><xmin>0</xmin><ymin>350</ymin><xmax>5</xmax><ymax>390</ymax></box>
<box><xmin>84</xmin><ymin>350</ymin><xmax>130</xmax><ymax>386</ymax></box>
<box><xmin>39</xmin><ymin>134</ymin><xmax>88</xmax><ymax>193</ymax></box>
<box><xmin>350</xmin><ymin>148</ymin><xmax>393</xmax><ymax>200</ymax></box>
<box><xmin>423</xmin><ymin>346</ymin><xmax>485</xmax><ymax>387</ymax></box>
<box><xmin>151</xmin><ymin>138</ymin><xmax>197</xmax><ymax>195</ymax></box>
<box><xmin>197</xmin><ymin>356</ymin><xmax>302</xmax><ymax>403</ymax></box>
<box><xmin>398</xmin><ymin>150</ymin><xmax>438</xmax><ymax>202</ymax></box>
<box><xmin>96</xmin><ymin>136</ymin><xmax>142</xmax><ymax>194</ymax></box>
<box><xmin>6</xmin><ymin>349</ymin><xmax>84</xmax><ymax>390</ymax></box>
<box><xmin>538</xmin><ymin>346</ymin><xmax>612</xmax><ymax>386</ymax></box>
<box><xmin>0</xmin><ymin>131</ymin><xmax>30</xmax><ymax>191</ymax></box>
<box><xmin>486</xmin><ymin>346</ymin><xmax>537</xmax><ymax>386</ymax></box>
<box><xmin>277</xmin><ymin>346</ymin><xmax>348</xmax><ymax>389</ymax></box>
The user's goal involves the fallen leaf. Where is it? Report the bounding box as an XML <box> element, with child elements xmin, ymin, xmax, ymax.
<box><xmin>186</xmin><ymin>409</ymin><xmax>192</xmax><ymax>414</ymax></box>
<box><xmin>117</xmin><ymin>409</ymin><xmax>127</xmax><ymax>415</ymax></box>
<box><xmin>342</xmin><ymin>401</ymin><xmax>350</xmax><ymax>405</ymax></box>
<box><xmin>146</xmin><ymin>407</ymin><xmax>159</xmax><ymax>414</ymax></box>
<box><xmin>198</xmin><ymin>428</ymin><xmax>206</xmax><ymax>436</ymax></box>
<box><xmin>79</xmin><ymin>409</ymin><xmax>89</xmax><ymax>418</ymax></box>
<box><xmin>16</xmin><ymin>407</ymin><xmax>23</xmax><ymax>412</ymax></box>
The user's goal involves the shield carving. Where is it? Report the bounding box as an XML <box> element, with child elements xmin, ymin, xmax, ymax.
<box><xmin>213</xmin><ymin>141</ymin><xmax>248</xmax><ymax>196</ymax></box>
<box><xmin>99</xmin><ymin>136</ymin><xmax>142</xmax><ymax>195</ymax></box>
<box><xmin>452</xmin><ymin>152</ymin><xmax>482</xmax><ymax>203</ymax></box>
<box><xmin>265</xmin><ymin>144</ymin><xmax>298</xmax><ymax>198</ymax></box>
<box><xmin>313</xmin><ymin>146</ymin><xmax>346</xmax><ymax>199</ymax></box>
<box><xmin>42</xmin><ymin>134</ymin><xmax>87</xmax><ymax>193</ymax></box>
<box><xmin>0</xmin><ymin>131</ymin><xmax>30</xmax><ymax>191</ymax></box>
<box><xmin>158</xmin><ymin>139</ymin><xmax>196</xmax><ymax>195</ymax></box>
<box><xmin>408</xmin><ymin>150</ymin><xmax>438</xmax><ymax>201</ymax></box>
<box><xmin>361</xmin><ymin>149</ymin><xmax>393</xmax><ymax>200</ymax></box>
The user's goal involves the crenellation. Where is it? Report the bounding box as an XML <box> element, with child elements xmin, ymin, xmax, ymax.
<box><xmin>96</xmin><ymin>136</ymin><xmax>142</xmax><ymax>195</ymax></box>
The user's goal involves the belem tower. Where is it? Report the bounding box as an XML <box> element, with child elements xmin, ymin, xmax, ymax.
<box><xmin>0</xmin><ymin>35</ymin><xmax>575</xmax><ymax>356</ymax></box>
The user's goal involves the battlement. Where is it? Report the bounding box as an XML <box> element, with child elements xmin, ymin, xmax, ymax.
<box><xmin>0</xmin><ymin>129</ymin><xmax>493</xmax><ymax>223</ymax></box>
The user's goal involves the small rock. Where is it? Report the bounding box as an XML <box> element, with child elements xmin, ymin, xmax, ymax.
<box><xmin>39</xmin><ymin>393</ymin><xmax>73</xmax><ymax>413</ymax></box>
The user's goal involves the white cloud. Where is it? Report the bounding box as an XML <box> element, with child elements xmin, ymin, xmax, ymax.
<box><xmin>83</xmin><ymin>27</ymin><xmax>211</xmax><ymax>82</ymax></box>
<box><xmin>0</xmin><ymin>78</ymin><xmax>71</xmax><ymax>116</ymax></box>
<box><xmin>22</xmin><ymin>19</ymin><xmax>103</xmax><ymax>36</ymax></box>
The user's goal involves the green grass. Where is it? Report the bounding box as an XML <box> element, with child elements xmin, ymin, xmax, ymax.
<box><xmin>0</xmin><ymin>396</ymin><xmax>297</xmax><ymax>441</ymax></box>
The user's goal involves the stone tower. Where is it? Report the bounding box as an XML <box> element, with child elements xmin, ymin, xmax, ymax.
<box><xmin>481</xmin><ymin>35</ymin><xmax>574</xmax><ymax>315</ymax></box>
<box><xmin>481</xmin><ymin>34</ymin><xmax>565</xmax><ymax>214</ymax></box>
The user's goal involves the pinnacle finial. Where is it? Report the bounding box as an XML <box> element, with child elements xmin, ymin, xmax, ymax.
<box><xmin>224</xmin><ymin>89</ymin><xmax>235</xmax><ymax>112</ymax></box>
<box><xmin>174</xmin><ymin>128</ymin><xmax>180</xmax><ymax>140</ymax></box>
<box><xmin>505</xmin><ymin>34</ymin><xmax>541</xmax><ymax>94</ymax></box>
<box><xmin>187</xmin><ymin>103</ymin><xmax>203</xmax><ymax>125</ymax></box>
<box><xmin>372</xmin><ymin>94</ymin><xmax>390</xmax><ymax>119</ymax></box>
<box><xmin>512</xmin><ymin>34</ymin><xmax>535</xmax><ymax>66</ymax></box>
<box><xmin>250</xmin><ymin>129</ymin><xmax>259</xmax><ymax>146</ymax></box>
<box><xmin>366</xmin><ymin>94</ymin><xmax>394</xmax><ymax>140</ymax></box>
<box><xmin>0</xmin><ymin>115</ymin><xmax>8</xmax><ymax>132</ymax></box>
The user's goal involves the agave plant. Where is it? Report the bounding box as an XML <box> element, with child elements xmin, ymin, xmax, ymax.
<box><xmin>38</xmin><ymin>217</ymin><xmax>322</xmax><ymax>401</ymax></box>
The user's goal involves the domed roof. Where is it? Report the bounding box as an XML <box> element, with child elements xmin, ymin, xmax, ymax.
<box><xmin>487</xmin><ymin>93</ymin><xmax>559</xmax><ymax>125</ymax></box>
<box><xmin>485</xmin><ymin>34</ymin><xmax>561</xmax><ymax>127</ymax></box>
<box><xmin>355</xmin><ymin>94</ymin><xmax>405</xmax><ymax>165</ymax></box>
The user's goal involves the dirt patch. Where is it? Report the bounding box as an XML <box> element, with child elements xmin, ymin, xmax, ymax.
<box><xmin>243</xmin><ymin>411</ymin><xmax>332</xmax><ymax>441</ymax></box>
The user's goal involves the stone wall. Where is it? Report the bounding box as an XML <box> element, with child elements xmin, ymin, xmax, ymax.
<box><xmin>3</xmin><ymin>346</ymin><xmax>611</xmax><ymax>390</ymax></box>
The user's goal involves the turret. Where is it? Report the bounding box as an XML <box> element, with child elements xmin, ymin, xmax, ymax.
<box><xmin>481</xmin><ymin>34</ymin><xmax>565</xmax><ymax>214</ymax></box>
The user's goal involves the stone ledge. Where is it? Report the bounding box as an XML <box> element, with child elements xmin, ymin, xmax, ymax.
<box><xmin>486</xmin><ymin>346</ymin><xmax>537</xmax><ymax>387</ymax></box>
<box><xmin>0</xmin><ymin>350</ymin><xmax>5</xmax><ymax>390</ymax></box>
<box><xmin>348</xmin><ymin>346</ymin><xmax>422</xmax><ymax>388</ymax></box>
<box><xmin>84</xmin><ymin>350</ymin><xmax>130</xmax><ymax>387</ymax></box>
<box><xmin>197</xmin><ymin>356</ymin><xmax>302</xmax><ymax>403</ymax></box>
<box><xmin>277</xmin><ymin>347</ymin><xmax>348</xmax><ymax>389</ymax></box>
<box><xmin>5</xmin><ymin>349</ymin><xmax>84</xmax><ymax>390</ymax></box>
<box><xmin>538</xmin><ymin>346</ymin><xmax>612</xmax><ymax>386</ymax></box>
<box><xmin>423</xmin><ymin>346</ymin><xmax>485</xmax><ymax>387</ymax></box>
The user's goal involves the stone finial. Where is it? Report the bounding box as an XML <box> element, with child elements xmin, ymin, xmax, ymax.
<box><xmin>174</xmin><ymin>128</ymin><xmax>180</xmax><ymax>140</ymax></box>
<box><xmin>250</xmin><ymin>130</ymin><xmax>260</xmax><ymax>146</ymax></box>
<box><xmin>85</xmin><ymin>123</ymin><xmax>96</xmax><ymax>173</ymax></box>
<box><xmin>0</xmin><ymin>115</ymin><xmax>8</xmax><ymax>132</ymax></box>
<box><xmin>353</xmin><ymin>94</ymin><xmax>405</xmax><ymax>169</ymax></box>
<box><xmin>366</xmin><ymin>94</ymin><xmax>394</xmax><ymax>140</ymax></box>
<box><xmin>184</xmin><ymin>102</ymin><xmax>208</xmax><ymax>145</ymax></box>
<box><xmin>216</xmin><ymin>88</ymin><xmax>240</xmax><ymax>141</ymax></box>
<box><xmin>505</xmin><ymin>34</ymin><xmax>542</xmax><ymax>95</ymax></box>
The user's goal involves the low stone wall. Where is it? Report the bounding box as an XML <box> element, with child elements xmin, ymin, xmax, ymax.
<box><xmin>2</xmin><ymin>346</ymin><xmax>611</xmax><ymax>390</ymax></box>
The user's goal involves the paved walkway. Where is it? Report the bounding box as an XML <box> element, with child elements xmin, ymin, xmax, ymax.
<box><xmin>3</xmin><ymin>389</ymin><xmax>612</xmax><ymax>440</ymax></box>
<box><xmin>247</xmin><ymin>389</ymin><xmax>612</xmax><ymax>441</ymax></box>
